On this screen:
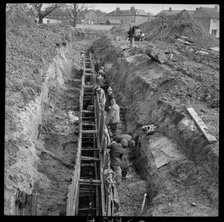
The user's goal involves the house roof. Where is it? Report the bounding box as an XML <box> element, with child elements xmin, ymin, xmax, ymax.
<box><xmin>156</xmin><ymin>10</ymin><xmax>182</xmax><ymax>17</ymax></box>
<box><xmin>106</xmin><ymin>19</ymin><xmax>121</xmax><ymax>24</ymax></box>
<box><xmin>107</xmin><ymin>8</ymin><xmax>148</xmax><ymax>17</ymax></box>
<box><xmin>135</xmin><ymin>9</ymin><xmax>148</xmax><ymax>16</ymax></box>
<box><xmin>147</xmin><ymin>12</ymin><xmax>154</xmax><ymax>17</ymax></box>
<box><xmin>196</xmin><ymin>7</ymin><xmax>219</xmax><ymax>19</ymax></box>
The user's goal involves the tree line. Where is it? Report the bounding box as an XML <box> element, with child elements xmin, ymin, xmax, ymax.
<box><xmin>7</xmin><ymin>3</ymin><xmax>104</xmax><ymax>27</ymax></box>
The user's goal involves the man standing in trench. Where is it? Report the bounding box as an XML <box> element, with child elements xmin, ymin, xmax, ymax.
<box><xmin>107</xmin><ymin>139</ymin><xmax>127</xmax><ymax>185</ymax></box>
<box><xmin>106</xmin><ymin>98</ymin><xmax>120</xmax><ymax>139</ymax></box>
<box><xmin>105</xmin><ymin>87</ymin><xmax>114</xmax><ymax>113</ymax></box>
<box><xmin>115</xmin><ymin>134</ymin><xmax>136</xmax><ymax>178</ymax></box>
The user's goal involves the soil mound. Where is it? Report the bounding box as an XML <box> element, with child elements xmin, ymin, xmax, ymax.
<box><xmin>110</xmin><ymin>25</ymin><xmax>127</xmax><ymax>38</ymax></box>
<box><xmin>140</xmin><ymin>10</ymin><xmax>219</xmax><ymax>48</ymax></box>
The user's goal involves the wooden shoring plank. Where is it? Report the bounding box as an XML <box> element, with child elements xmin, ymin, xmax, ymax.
<box><xmin>81</xmin><ymin>148</ymin><xmax>100</xmax><ymax>151</ymax></box>
<box><xmin>82</xmin><ymin>123</ymin><xmax>96</xmax><ymax>126</ymax></box>
<box><xmin>73</xmin><ymin>79</ymin><xmax>82</xmax><ymax>82</ymax></box>
<box><xmin>81</xmin><ymin>163</ymin><xmax>96</xmax><ymax>167</ymax></box>
<box><xmin>81</xmin><ymin>156</ymin><xmax>100</xmax><ymax>161</ymax></box>
<box><xmin>82</xmin><ymin>110</ymin><xmax>94</xmax><ymax>113</ymax></box>
<box><xmin>82</xmin><ymin>116</ymin><xmax>96</xmax><ymax>119</ymax></box>
<box><xmin>79</xmin><ymin>178</ymin><xmax>101</xmax><ymax>185</ymax></box>
<box><xmin>187</xmin><ymin>107</ymin><xmax>217</xmax><ymax>143</ymax></box>
<box><xmin>79</xmin><ymin>208</ymin><xmax>97</xmax><ymax>211</ymax></box>
<box><xmin>95</xmin><ymin>161</ymin><xmax>99</xmax><ymax>216</ymax></box>
<box><xmin>71</xmin><ymin>56</ymin><xmax>85</xmax><ymax>216</ymax></box>
<box><xmin>81</xmin><ymin>130</ymin><xmax>98</xmax><ymax>134</ymax></box>
<box><xmin>83</xmin><ymin>98</ymin><xmax>94</xmax><ymax>100</ymax></box>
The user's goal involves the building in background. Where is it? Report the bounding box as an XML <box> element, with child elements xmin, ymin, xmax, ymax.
<box><xmin>44</xmin><ymin>8</ymin><xmax>72</xmax><ymax>25</ymax></box>
<box><xmin>83</xmin><ymin>10</ymin><xmax>98</xmax><ymax>24</ymax></box>
<box><xmin>105</xmin><ymin>6</ymin><xmax>152</xmax><ymax>25</ymax></box>
<box><xmin>193</xmin><ymin>6</ymin><xmax>219</xmax><ymax>38</ymax></box>
<box><xmin>155</xmin><ymin>7</ymin><xmax>194</xmax><ymax>17</ymax></box>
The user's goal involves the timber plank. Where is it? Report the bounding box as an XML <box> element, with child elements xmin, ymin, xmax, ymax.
<box><xmin>187</xmin><ymin>107</ymin><xmax>217</xmax><ymax>143</ymax></box>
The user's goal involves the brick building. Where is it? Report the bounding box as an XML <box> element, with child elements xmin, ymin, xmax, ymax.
<box><xmin>193</xmin><ymin>6</ymin><xmax>219</xmax><ymax>38</ymax></box>
<box><xmin>156</xmin><ymin>7</ymin><xmax>195</xmax><ymax>17</ymax></box>
<box><xmin>45</xmin><ymin>8</ymin><xmax>72</xmax><ymax>24</ymax></box>
<box><xmin>105</xmin><ymin>6</ymin><xmax>153</xmax><ymax>26</ymax></box>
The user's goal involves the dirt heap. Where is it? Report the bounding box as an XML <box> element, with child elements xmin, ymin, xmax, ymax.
<box><xmin>140</xmin><ymin>10</ymin><xmax>219</xmax><ymax>49</ymax></box>
<box><xmin>109</xmin><ymin>26</ymin><xmax>127</xmax><ymax>38</ymax></box>
<box><xmin>91</xmin><ymin>36</ymin><xmax>219</xmax><ymax>215</ymax></box>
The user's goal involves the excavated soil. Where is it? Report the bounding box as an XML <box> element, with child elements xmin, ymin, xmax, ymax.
<box><xmin>90</xmin><ymin>35</ymin><xmax>219</xmax><ymax>216</ymax></box>
<box><xmin>5</xmin><ymin>5</ymin><xmax>100</xmax><ymax>215</ymax></box>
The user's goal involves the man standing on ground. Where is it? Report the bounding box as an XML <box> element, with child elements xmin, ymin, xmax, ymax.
<box><xmin>106</xmin><ymin>98</ymin><xmax>120</xmax><ymax>139</ymax></box>
<box><xmin>128</xmin><ymin>23</ymin><xmax>135</xmax><ymax>47</ymax></box>
<box><xmin>107</xmin><ymin>139</ymin><xmax>127</xmax><ymax>185</ymax></box>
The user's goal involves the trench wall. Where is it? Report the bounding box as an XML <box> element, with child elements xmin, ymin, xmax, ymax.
<box><xmin>90</xmin><ymin>36</ymin><xmax>219</xmax><ymax>185</ymax></box>
<box><xmin>4</xmin><ymin>42</ymin><xmax>81</xmax><ymax>215</ymax></box>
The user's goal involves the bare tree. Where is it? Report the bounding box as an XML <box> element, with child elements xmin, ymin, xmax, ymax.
<box><xmin>66</xmin><ymin>3</ymin><xmax>94</xmax><ymax>27</ymax></box>
<box><xmin>31</xmin><ymin>3</ymin><xmax>62</xmax><ymax>24</ymax></box>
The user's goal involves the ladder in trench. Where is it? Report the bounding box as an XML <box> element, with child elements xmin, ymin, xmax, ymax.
<box><xmin>66</xmin><ymin>52</ymin><xmax>107</xmax><ymax>216</ymax></box>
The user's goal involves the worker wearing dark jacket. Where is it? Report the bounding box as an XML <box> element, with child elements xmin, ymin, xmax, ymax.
<box><xmin>107</xmin><ymin>139</ymin><xmax>127</xmax><ymax>185</ymax></box>
<box><xmin>105</xmin><ymin>87</ymin><xmax>114</xmax><ymax>112</ymax></box>
<box><xmin>94</xmin><ymin>60</ymin><xmax>100</xmax><ymax>74</ymax></box>
<box><xmin>128</xmin><ymin>23</ymin><xmax>135</xmax><ymax>47</ymax></box>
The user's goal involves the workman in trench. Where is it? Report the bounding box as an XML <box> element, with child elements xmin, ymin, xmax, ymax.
<box><xmin>105</xmin><ymin>87</ymin><xmax>114</xmax><ymax>113</ymax></box>
<box><xmin>94</xmin><ymin>84</ymin><xmax>106</xmax><ymax>111</ymax></box>
<box><xmin>94</xmin><ymin>59</ymin><xmax>100</xmax><ymax>74</ymax></box>
<box><xmin>97</xmin><ymin>70</ymin><xmax>105</xmax><ymax>88</ymax></box>
<box><xmin>115</xmin><ymin>134</ymin><xmax>136</xmax><ymax>178</ymax></box>
<box><xmin>106</xmin><ymin>98</ymin><xmax>120</xmax><ymax>139</ymax></box>
<box><xmin>107</xmin><ymin>139</ymin><xmax>128</xmax><ymax>185</ymax></box>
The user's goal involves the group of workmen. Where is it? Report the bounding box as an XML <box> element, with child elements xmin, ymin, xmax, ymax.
<box><xmin>93</xmin><ymin>59</ymin><xmax>135</xmax><ymax>186</ymax></box>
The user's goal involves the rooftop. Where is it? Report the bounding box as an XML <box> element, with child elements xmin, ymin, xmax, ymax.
<box><xmin>195</xmin><ymin>7</ymin><xmax>219</xmax><ymax>19</ymax></box>
<box><xmin>107</xmin><ymin>6</ymin><xmax>148</xmax><ymax>17</ymax></box>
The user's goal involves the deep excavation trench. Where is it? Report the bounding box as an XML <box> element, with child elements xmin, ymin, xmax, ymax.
<box><xmin>35</xmin><ymin>43</ymin><xmax>86</xmax><ymax>215</ymax></box>
<box><xmin>5</xmin><ymin>38</ymin><xmax>97</xmax><ymax>215</ymax></box>
<box><xmin>90</xmin><ymin>36</ymin><xmax>218</xmax><ymax>216</ymax></box>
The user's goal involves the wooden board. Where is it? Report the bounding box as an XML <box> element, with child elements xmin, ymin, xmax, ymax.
<box><xmin>187</xmin><ymin>107</ymin><xmax>217</xmax><ymax>143</ymax></box>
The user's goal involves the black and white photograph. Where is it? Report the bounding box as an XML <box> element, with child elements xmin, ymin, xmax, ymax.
<box><xmin>5</xmin><ymin>3</ymin><xmax>219</xmax><ymax>218</ymax></box>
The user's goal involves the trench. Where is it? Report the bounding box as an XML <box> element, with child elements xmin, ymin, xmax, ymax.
<box><xmin>90</xmin><ymin>36</ymin><xmax>218</xmax><ymax>216</ymax></box>
<box><xmin>6</xmin><ymin>33</ymin><xmax>218</xmax><ymax>216</ymax></box>
<box><xmin>32</xmin><ymin>40</ymin><xmax>95</xmax><ymax>215</ymax></box>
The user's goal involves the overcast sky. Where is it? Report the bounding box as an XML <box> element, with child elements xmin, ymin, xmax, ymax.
<box><xmin>90</xmin><ymin>4</ymin><xmax>217</xmax><ymax>15</ymax></box>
